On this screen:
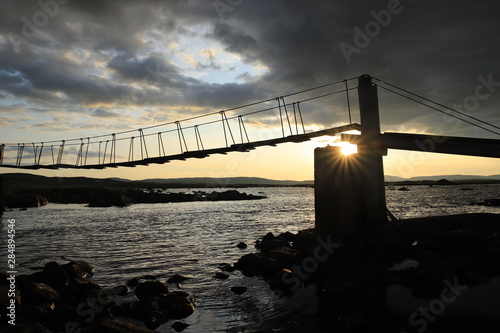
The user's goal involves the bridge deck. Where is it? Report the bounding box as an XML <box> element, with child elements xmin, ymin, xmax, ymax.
<box><xmin>2</xmin><ymin>124</ymin><xmax>360</xmax><ymax>170</ymax></box>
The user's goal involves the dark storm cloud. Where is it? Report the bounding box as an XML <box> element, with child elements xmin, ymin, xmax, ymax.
<box><xmin>0</xmin><ymin>0</ymin><xmax>499</xmax><ymax>137</ymax></box>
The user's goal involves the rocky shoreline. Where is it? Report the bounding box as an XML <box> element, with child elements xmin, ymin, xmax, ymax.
<box><xmin>231</xmin><ymin>213</ymin><xmax>500</xmax><ymax>332</ymax></box>
<box><xmin>4</xmin><ymin>189</ymin><xmax>266</xmax><ymax>209</ymax></box>
<box><xmin>0</xmin><ymin>261</ymin><xmax>195</xmax><ymax>332</ymax></box>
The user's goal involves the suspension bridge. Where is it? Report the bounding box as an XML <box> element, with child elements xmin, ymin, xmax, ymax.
<box><xmin>1</xmin><ymin>75</ymin><xmax>499</xmax><ymax>170</ymax></box>
<box><xmin>1</xmin><ymin>74</ymin><xmax>500</xmax><ymax>237</ymax></box>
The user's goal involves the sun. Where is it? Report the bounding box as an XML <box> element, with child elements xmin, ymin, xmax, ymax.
<box><xmin>340</xmin><ymin>142</ymin><xmax>358</xmax><ymax>155</ymax></box>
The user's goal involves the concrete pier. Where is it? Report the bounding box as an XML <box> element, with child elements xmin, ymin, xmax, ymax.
<box><xmin>314</xmin><ymin>75</ymin><xmax>387</xmax><ymax>240</ymax></box>
<box><xmin>314</xmin><ymin>146</ymin><xmax>364</xmax><ymax>239</ymax></box>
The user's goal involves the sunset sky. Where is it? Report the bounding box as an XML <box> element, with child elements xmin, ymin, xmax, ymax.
<box><xmin>1</xmin><ymin>0</ymin><xmax>499</xmax><ymax>180</ymax></box>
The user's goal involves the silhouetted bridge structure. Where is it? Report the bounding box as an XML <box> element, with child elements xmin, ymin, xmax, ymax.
<box><xmin>1</xmin><ymin>75</ymin><xmax>499</xmax><ymax>238</ymax></box>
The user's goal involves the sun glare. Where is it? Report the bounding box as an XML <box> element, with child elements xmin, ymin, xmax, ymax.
<box><xmin>340</xmin><ymin>143</ymin><xmax>358</xmax><ymax>155</ymax></box>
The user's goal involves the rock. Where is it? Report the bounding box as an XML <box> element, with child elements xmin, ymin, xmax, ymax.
<box><xmin>234</xmin><ymin>253</ymin><xmax>263</xmax><ymax>270</ymax></box>
<box><xmin>62</xmin><ymin>261</ymin><xmax>95</xmax><ymax>279</ymax></box>
<box><xmin>256</xmin><ymin>238</ymin><xmax>291</xmax><ymax>252</ymax></box>
<box><xmin>127</xmin><ymin>277</ymin><xmax>141</xmax><ymax>287</ymax></box>
<box><xmin>94</xmin><ymin>318</ymin><xmax>155</xmax><ymax>333</ymax></box>
<box><xmin>412</xmin><ymin>252</ymin><xmax>456</xmax><ymax>297</ymax></box>
<box><xmin>157</xmin><ymin>292</ymin><xmax>194</xmax><ymax>319</ymax></box>
<box><xmin>262</xmin><ymin>232</ymin><xmax>276</xmax><ymax>242</ymax></box>
<box><xmin>230</xmin><ymin>286</ymin><xmax>247</xmax><ymax>295</ymax></box>
<box><xmin>214</xmin><ymin>272</ymin><xmax>229</xmax><ymax>280</ymax></box>
<box><xmin>42</xmin><ymin>261</ymin><xmax>69</xmax><ymax>289</ymax></box>
<box><xmin>131</xmin><ymin>299</ymin><xmax>168</xmax><ymax>330</ymax></box>
<box><xmin>267</xmin><ymin>247</ymin><xmax>300</xmax><ymax>268</ymax></box>
<box><xmin>134</xmin><ymin>281</ymin><xmax>169</xmax><ymax>299</ymax></box>
<box><xmin>5</xmin><ymin>194</ymin><xmax>49</xmax><ymax>208</ymax></box>
<box><xmin>254</xmin><ymin>258</ymin><xmax>282</xmax><ymax>280</ymax></box>
<box><xmin>88</xmin><ymin>193</ymin><xmax>133</xmax><ymax>207</ymax></box>
<box><xmin>141</xmin><ymin>275</ymin><xmax>157</xmax><ymax>280</ymax></box>
<box><xmin>21</xmin><ymin>282</ymin><xmax>60</xmax><ymax>304</ymax></box>
<box><xmin>171</xmin><ymin>321</ymin><xmax>190</xmax><ymax>332</ymax></box>
<box><xmin>218</xmin><ymin>263</ymin><xmax>235</xmax><ymax>272</ymax></box>
<box><xmin>237</xmin><ymin>242</ymin><xmax>248</xmax><ymax>249</ymax></box>
<box><xmin>167</xmin><ymin>274</ymin><xmax>190</xmax><ymax>283</ymax></box>
<box><xmin>269</xmin><ymin>269</ymin><xmax>299</xmax><ymax>297</ymax></box>
<box><xmin>1</xmin><ymin>323</ymin><xmax>52</xmax><ymax>333</ymax></box>
<box><xmin>484</xmin><ymin>199</ymin><xmax>500</xmax><ymax>206</ymax></box>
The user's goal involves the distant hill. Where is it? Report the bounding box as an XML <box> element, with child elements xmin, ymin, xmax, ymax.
<box><xmin>140</xmin><ymin>177</ymin><xmax>313</xmax><ymax>186</ymax></box>
<box><xmin>407</xmin><ymin>175</ymin><xmax>500</xmax><ymax>182</ymax></box>
<box><xmin>2</xmin><ymin>173</ymin><xmax>499</xmax><ymax>189</ymax></box>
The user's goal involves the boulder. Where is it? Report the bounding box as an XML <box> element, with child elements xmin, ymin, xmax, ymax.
<box><xmin>134</xmin><ymin>281</ymin><xmax>169</xmax><ymax>299</ymax></box>
<box><xmin>214</xmin><ymin>272</ymin><xmax>229</xmax><ymax>280</ymax></box>
<box><xmin>218</xmin><ymin>263</ymin><xmax>235</xmax><ymax>272</ymax></box>
<box><xmin>267</xmin><ymin>247</ymin><xmax>301</xmax><ymax>268</ymax></box>
<box><xmin>42</xmin><ymin>261</ymin><xmax>69</xmax><ymax>289</ymax></box>
<box><xmin>256</xmin><ymin>238</ymin><xmax>291</xmax><ymax>252</ymax></box>
<box><xmin>167</xmin><ymin>274</ymin><xmax>190</xmax><ymax>283</ymax></box>
<box><xmin>171</xmin><ymin>321</ymin><xmax>190</xmax><ymax>332</ymax></box>
<box><xmin>234</xmin><ymin>253</ymin><xmax>263</xmax><ymax>270</ymax></box>
<box><xmin>157</xmin><ymin>292</ymin><xmax>194</xmax><ymax>319</ymax></box>
<box><xmin>269</xmin><ymin>269</ymin><xmax>300</xmax><ymax>297</ymax></box>
<box><xmin>230</xmin><ymin>286</ymin><xmax>247</xmax><ymax>295</ymax></box>
<box><xmin>236</xmin><ymin>242</ymin><xmax>248</xmax><ymax>249</ymax></box>
<box><xmin>20</xmin><ymin>282</ymin><xmax>60</xmax><ymax>304</ymax></box>
<box><xmin>62</xmin><ymin>261</ymin><xmax>95</xmax><ymax>279</ymax></box>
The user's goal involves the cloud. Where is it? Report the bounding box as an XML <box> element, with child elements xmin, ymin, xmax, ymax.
<box><xmin>0</xmin><ymin>0</ymin><xmax>498</xmax><ymax>142</ymax></box>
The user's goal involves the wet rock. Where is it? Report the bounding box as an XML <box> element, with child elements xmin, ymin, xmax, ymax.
<box><xmin>134</xmin><ymin>281</ymin><xmax>169</xmax><ymax>299</ymax></box>
<box><xmin>256</xmin><ymin>238</ymin><xmax>291</xmax><ymax>253</ymax></box>
<box><xmin>127</xmin><ymin>277</ymin><xmax>141</xmax><ymax>287</ymax></box>
<box><xmin>62</xmin><ymin>261</ymin><xmax>95</xmax><ymax>279</ymax></box>
<box><xmin>42</xmin><ymin>261</ymin><xmax>68</xmax><ymax>289</ymax></box>
<box><xmin>157</xmin><ymin>292</ymin><xmax>194</xmax><ymax>319</ymax></box>
<box><xmin>171</xmin><ymin>321</ymin><xmax>190</xmax><ymax>332</ymax></box>
<box><xmin>484</xmin><ymin>198</ymin><xmax>500</xmax><ymax>206</ymax></box>
<box><xmin>214</xmin><ymin>272</ymin><xmax>229</xmax><ymax>280</ymax></box>
<box><xmin>167</xmin><ymin>274</ymin><xmax>190</xmax><ymax>283</ymax></box>
<box><xmin>218</xmin><ymin>263</ymin><xmax>236</xmax><ymax>272</ymax></box>
<box><xmin>267</xmin><ymin>247</ymin><xmax>300</xmax><ymax>268</ymax></box>
<box><xmin>269</xmin><ymin>269</ymin><xmax>299</xmax><ymax>297</ymax></box>
<box><xmin>412</xmin><ymin>252</ymin><xmax>456</xmax><ymax>297</ymax></box>
<box><xmin>254</xmin><ymin>257</ymin><xmax>282</xmax><ymax>280</ymax></box>
<box><xmin>131</xmin><ymin>298</ymin><xmax>168</xmax><ymax>330</ymax></box>
<box><xmin>234</xmin><ymin>253</ymin><xmax>263</xmax><ymax>271</ymax></box>
<box><xmin>141</xmin><ymin>275</ymin><xmax>157</xmax><ymax>280</ymax></box>
<box><xmin>94</xmin><ymin>318</ymin><xmax>155</xmax><ymax>333</ymax></box>
<box><xmin>21</xmin><ymin>282</ymin><xmax>60</xmax><ymax>304</ymax></box>
<box><xmin>230</xmin><ymin>286</ymin><xmax>247</xmax><ymax>295</ymax></box>
<box><xmin>237</xmin><ymin>242</ymin><xmax>248</xmax><ymax>249</ymax></box>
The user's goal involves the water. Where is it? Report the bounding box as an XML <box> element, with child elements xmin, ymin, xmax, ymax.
<box><xmin>1</xmin><ymin>185</ymin><xmax>499</xmax><ymax>332</ymax></box>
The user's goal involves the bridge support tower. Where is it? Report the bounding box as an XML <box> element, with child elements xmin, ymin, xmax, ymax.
<box><xmin>315</xmin><ymin>75</ymin><xmax>387</xmax><ymax>240</ymax></box>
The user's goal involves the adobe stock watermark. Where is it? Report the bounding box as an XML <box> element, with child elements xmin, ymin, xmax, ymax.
<box><xmin>396</xmin><ymin>73</ymin><xmax>500</xmax><ymax>178</ymax></box>
<box><xmin>401</xmin><ymin>277</ymin><xmax>468</xmax><ymax>333</ymax></box>
<box><xmin>339</xmin><ymin>0</ymin><xmax>415</xmax><ymax>64</ymax></box>
<box><xmin>231</xmin><ymin>234</ymin><xmax>338</xmax><ymax>333</ymax></box>
<box><xmin>7</xmin><ymin>0</ymin><xmax>71</xmax><ymax>54</ymax></box>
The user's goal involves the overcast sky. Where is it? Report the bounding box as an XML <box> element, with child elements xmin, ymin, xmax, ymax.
<box><xmin>1</xmin><ymin>0</ymin><xmax>499</xmax><ymax>180</ymax></box>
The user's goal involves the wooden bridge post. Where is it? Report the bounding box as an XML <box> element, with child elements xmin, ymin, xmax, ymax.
<box><xmin>357</xmin><ymin>74</ymin><xmax>387</xmax><ymax>230</ymax></box>
<box><xmin>314</xmin><ymin>74</ymin><xmax>386</xmax><ymax>240</ymax></box>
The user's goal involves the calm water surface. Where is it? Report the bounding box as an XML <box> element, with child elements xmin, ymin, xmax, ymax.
<box><xmin>1</xmin><ymin>185</ymin><xmax>499</xmax><ymax>332</ymax></box>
